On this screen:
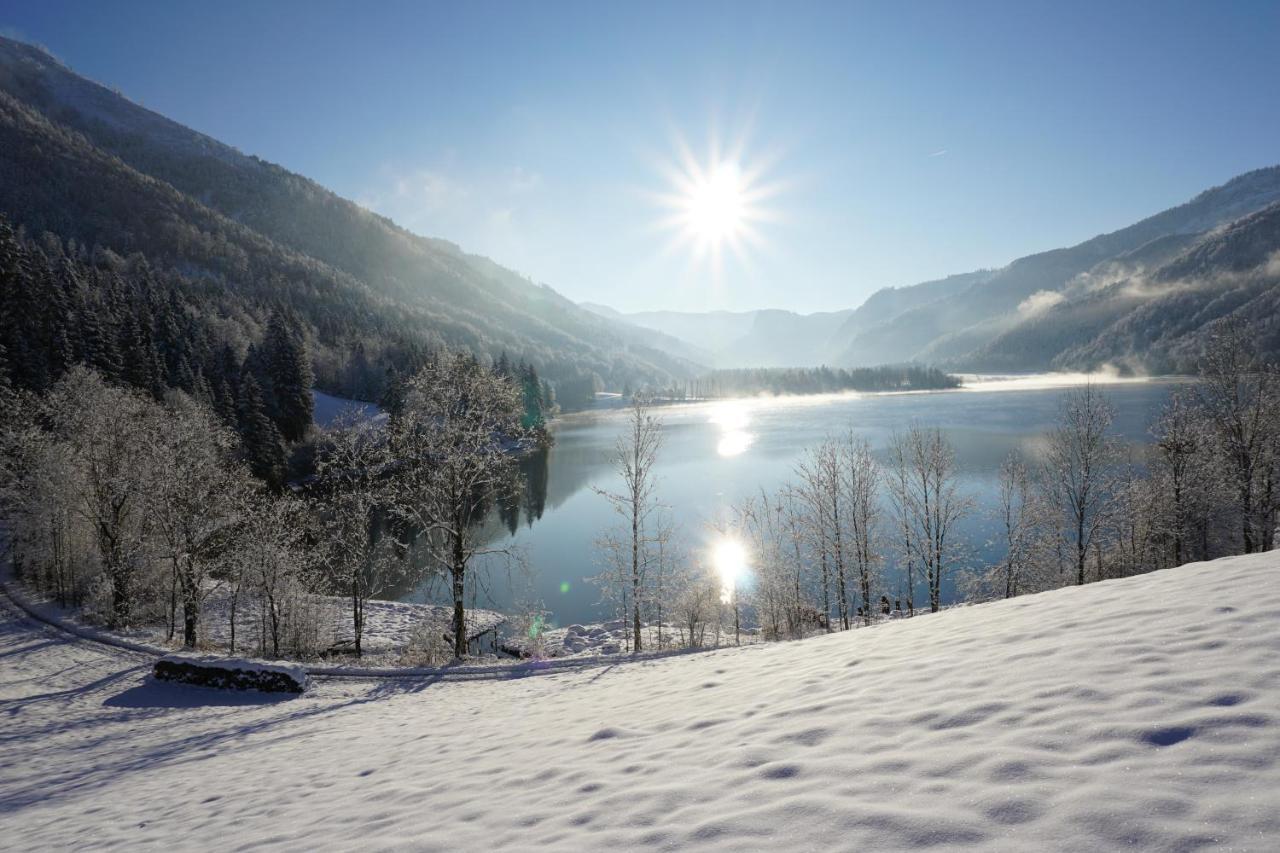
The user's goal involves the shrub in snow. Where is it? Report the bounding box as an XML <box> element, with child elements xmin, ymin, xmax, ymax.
<box><xmin>154</xmin><ymin>654</ymin><xmax>309</xmax><ymax>693</ymax></box>
<box><xmin>398</xmin><ymin>616</ymin><xmax>453</xmax><ymax>667</ymax></box>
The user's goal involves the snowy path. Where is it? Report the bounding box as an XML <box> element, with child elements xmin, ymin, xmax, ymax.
<box><xmin>3</xmin><ymin>554</ymin><xmax>1280</xmax><ymax>850</ymax></box>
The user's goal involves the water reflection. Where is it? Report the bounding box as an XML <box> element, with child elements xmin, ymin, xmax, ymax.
<box><xmin>710</xmin><ymin>400</ymin><xmax>754</xmax><ymax>457</ymax></box>
<box><xmin>391</xmin><ymin>379</ymin><xmax>1186</xmax><ymax>625</ymax></box>
<box><xmin>712</xmin><ymin>538</ymin><xmax>749</xmax><ymax>603</ymax></box>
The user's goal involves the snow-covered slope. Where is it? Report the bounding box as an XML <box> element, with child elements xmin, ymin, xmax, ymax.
<box><xmin>3</xmin><ymin>552</ymin><xmax>1279</xmax><ymax>850</ymax></box>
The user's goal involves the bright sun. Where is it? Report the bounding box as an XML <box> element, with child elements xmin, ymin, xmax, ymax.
<box><xmin>684</xmin><ymin>162</ymin><xmax>746</xmax><ymax>244</ymax></box>
<box><xmin>650</xmin><ymin>131</ymin><xmax>782</xmax><ymax>278</ymax></box>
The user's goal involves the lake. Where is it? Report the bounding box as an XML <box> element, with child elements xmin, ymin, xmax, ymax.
<box><xmin>401</xmin><ymin>375</ymin><xmax>1186</xmax><ymax>626</ymax></box>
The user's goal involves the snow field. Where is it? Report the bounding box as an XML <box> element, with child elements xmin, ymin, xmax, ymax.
<box><xmin>1</xmin><ymin>551</ymin><xmax>1278</xmax><ymax>850</ymax></box>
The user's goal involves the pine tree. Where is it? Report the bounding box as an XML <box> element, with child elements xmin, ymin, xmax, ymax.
<box><xmin>262</xmin><ymin>313</ymin><xmax>314</xmax><ymax>442</ymax></box>
<box><xmin>520</xmin><ymin>362</ymin><xmax>545</xmax><ymax>430</ymax></box>
<box><xmin>77</xmin><ymin>306</ymin><xmax>123</xmax><ymax>381</ymax></box>
<box><xmin>0</xmin><ymin>342</ymin><xmax>13</xmax><ymax>400</ymax></box>
<box><xmin>238</xmin><ymin>374</ymin><xmax>287</xmax><ymax>488</ymax></box>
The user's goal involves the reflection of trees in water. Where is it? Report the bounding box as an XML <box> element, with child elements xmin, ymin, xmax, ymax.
<box><xmin>382</xmin><ymin>448</ymin><xmax>550</xmax><ymax>611</ymax></box>
<box><xmin>498</xmin><ymin>448</ymin><xmax>550</xmax><ymax>535</ymax></box>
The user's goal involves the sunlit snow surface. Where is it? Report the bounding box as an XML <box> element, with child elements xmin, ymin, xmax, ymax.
<box><xmin>3</xmin><ymin>552</ymin><xmax>1279</xmax><ymax>850</ymax></box>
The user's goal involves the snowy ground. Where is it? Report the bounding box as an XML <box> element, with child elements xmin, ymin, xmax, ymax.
<box><xmin>2</xmin><ymin>575</ymin><xmax>507</xmax><ymax>667</ymax></box>
<box><xmin>2</xmin><ymin>552</ymin><xmax>1279</xmax><ymax>850</ymax></box>
<box><xmin>508</xmin><ymin>620</ymin><xmax>764</xmax><ymax>658</ymax></box>
<box><xmin>310</xmin><ymin>389</ymin><xmax>384</xmax><ymax>429</ymax></box>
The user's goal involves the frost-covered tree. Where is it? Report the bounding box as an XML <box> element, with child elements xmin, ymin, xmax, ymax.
<box><xmin>147</xmin><ymin>393</ymin><xmax>253</xmax><ymax>648</ymax></box>
<box><xmin>237</xmin><ymin>492</ymin><xmax>320</xmax><ymax>658</ymax></box>
<box><xmin>995</xmin><ymin>453</ymin><xmax>1038</xmax><ymax>598</ymax></box>
<box><xmin>842</xmin><ymin>435</ymin><xmax>881</xmax><ymax>625</ymax></box>
<box><xmin>1197</xmin><ymin>319</ymin><xmax>1280</xmax><ymax>554</ymax></box>
<box><xmin>1150</xmin><ymin>389</ymin><xmax>1226</xmax><ymax>565</ymax></box>
<box><xmin>47</xmin><ymin>368</ymin><xmax>161</xmax><ymax>627</ymax></box>
<box><xmin>389</xmin><ymin>352</ymin><xmax>526</xmax><ymax>659</ymax></box>
<box><xmin>796</xmin><ymin>438</ymin><xmax>850</xmax><ymax>628</ymax></box>
<box><xmin>593</xmin><ymin>395</ymin><xmax>663</xmax><ymax>651</ymax></box>
<box><xmin>667</xmin><ymin>559</ymin><xmax>721</xmax><ymax>649</ymax></box>
<box><xmin>314</xmin><ymin>409</ymin><xmax>402</xmax><ymax>657</ymax></box>
<box><xmin>890</xmin><ymin>426</ymin><xmax>972</xmax><ymax>612</ymax></box>
<box><xmin>1039</xmin><ymin>384</ymin><xmax>1121</xmax><ymax>585</ymax></box>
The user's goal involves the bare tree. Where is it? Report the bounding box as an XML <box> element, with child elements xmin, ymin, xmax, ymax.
<box><xmin>1197</xmin><ymin>319</ymin><xmax>1280</xmax><ymax>554</ymax></box>
<box><xmin>886</xmin><ymin>436</ymin><xmax>919</xmax><ymax>615</ymax></box>
<box><xmin>147</xmin><ymin>394</ymin><xmax>253</xmax><ymax>648</ymax></box>
<box><xmin>314</xmin><ymin>409</ymin><xmax>402</xmax><ymax>657</ymax></box>
<box><xmin>892</xmin><ymin>425</ymin><xmax>972</xmax><ymax>612</ymax></box>
<box><xmin>594</xmin><ymin>395</ymin><xmax>662</xmax><ymax>651</ymax></box>
<box><xmin>995</xmin><ymin>452</ymin><xmax>1037</xmax><ymax>598</ymax></box>
<box><xmin>1039</xmin><ymin>384</ymin><xmax>1120</xmax><ymax>585</ymax></box>
<box><xmin>669</xmin><ymin>559</ymin><xmax>720</xmax><ymax>649</ymax></box>
<box><xmin>238</xmin><ymin>492</ymin><xmax>317</xmax><ymax>658</ymax></box>
<box><xmin>1150</xmin><ymin>389</ymin><xmax>1216</xmax><ymax>565</ymax></box>
<box><xmin>46</xmin><ymin>368</ymin><xmax>159</xmax><ymax>627</ymax></box>
<box><xmin>0</xmin><ymin>391</ymin><xmax>88</xmax><ymax>606</ymax></box>
<box><xmin>796</xmin><ymin>438</ymin><xmax>850</xmax><ymax>628</ymax></box>
<box><xmin>649</xmin><ymin>508</ymin><xmax>678</xmax><ymax>650</ymax></box>
<box><xmin>842</xmin><ymin>434</ymin><xmax>881</xmax><ymax>625</ymax></box>
<box><xmin>389</xmin><ymin>352</ymin><xmax>526</xmax><ymax>659</ymax></box>
<box><xmin>778</xmin><ymin>488</ymin><xmax>817</xmax><ymax>637</ymax></box>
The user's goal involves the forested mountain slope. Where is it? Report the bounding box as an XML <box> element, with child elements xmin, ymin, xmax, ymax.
<box><xmin>1047</xmin><ymin>200</ymin><xmax>1280</xmax><ymax>372</ymax></box>
<box><xmin>832</xmin><ymin>166</ymin><xmax>1280</xmax><ymax>371</ymax></box>
<box><xmin>0</xmin><ymin>36</ymin><xmax>694</xmax><ymax>407</ymax></box>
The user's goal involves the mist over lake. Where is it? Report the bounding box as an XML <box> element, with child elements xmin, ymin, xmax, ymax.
<box><xmin>400</xmin><ymin>377</ymin><xmax>1184</xmax><ymax>625</ymax></box>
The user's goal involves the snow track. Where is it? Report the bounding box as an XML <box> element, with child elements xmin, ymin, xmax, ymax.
<box><xmin>3</xmin><ymin>553</ymin><xmax>1280</xmax><ymax>850</ymax></box>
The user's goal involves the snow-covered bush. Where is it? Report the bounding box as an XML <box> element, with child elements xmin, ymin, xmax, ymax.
<box><xmin>398</xmin><ymin>615</ymin><xmax>453</xmax><ymax>667</ymax></box>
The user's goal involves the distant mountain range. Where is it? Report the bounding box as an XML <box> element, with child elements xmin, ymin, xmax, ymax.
<box><xmin>578</xmin><ymin>305</ymin><xmax>854</xmax><ymax>369</ymax></box>
<box><xmin>0</xmin><ymin>36</ymin><xmax>696</xmax><ymax>406</ymax></box>
<box><xmin>587</xmin><ymin>168</ymin><xmax>1280</xmax><ymax>374</ymax></box>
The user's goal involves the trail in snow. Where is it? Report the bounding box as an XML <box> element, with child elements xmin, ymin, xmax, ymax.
<box><xmin>2</xmin><ymin>553</ymin><xmax>1279</xmax><ymax>850</ymax></box>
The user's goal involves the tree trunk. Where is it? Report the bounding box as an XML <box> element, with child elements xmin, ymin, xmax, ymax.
<box><xmin>819</xmin><ymin>549</ymin><xmax>832</xmax><ymax>632</ymax></box>
<box><xmin>1076</xmin><ymin>513</ymin><xmax>1087</xmax><ymax>585</ymax></box>
<box><xmin>1241</xmin><ymin>475</ymin><xmax>1255</xmax><ymax>554</ymax></box>
<box><xmin>452</xmin><ymin>532</ymin><xmax>467</xmax><ymax>660</ymax></box>
<box><xmin>229</xmin><ymin>590</ymin><xmax>238</xmax><ymax>654</ymax></box>
<box><xmin>183</xmin><ymin>599</ymin><xmax>199</xmax><ymax>648</ymax></box>
<box><xmin>631</xmin><ymin>487</ymin><xmax>642</xmax><ymax>652</ymax></box>
<box><xmin>353</xmin><ymin>582</ymin><xmax>364</xmax><ymax>658</ymax></box>
<box><xmin>168</xmin><ymin>561</ymin><xmax>178</xmax><ymax>642</ymax></box>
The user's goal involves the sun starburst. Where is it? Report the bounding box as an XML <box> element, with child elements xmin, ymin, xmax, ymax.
<box><xmin>649</xmin><ymin>128</ymin><xmax>784</xmax><ymax>282</ymax></box>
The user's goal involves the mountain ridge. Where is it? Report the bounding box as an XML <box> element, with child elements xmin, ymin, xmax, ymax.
<box><xmin>0</xmin><ymin>35</ymin><xmax>699</xmax><ymax>405</ymax></box>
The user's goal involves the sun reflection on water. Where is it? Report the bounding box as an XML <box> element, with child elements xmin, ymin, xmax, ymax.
<box><xmin>712</xmin><ymin>538</ymin><xmax>748</xmax><ymax>603</ymax></box>
<box><xmin>710</xmin><ymin>401</ymin><xmax>754</xmax><ymax>457</ymax></box>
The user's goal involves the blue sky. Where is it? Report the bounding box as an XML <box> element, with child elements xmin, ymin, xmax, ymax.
<box><xmin>4</xmin><ymin>0</ymin><xmax>1279</xmax><ymax>313</ymax></box>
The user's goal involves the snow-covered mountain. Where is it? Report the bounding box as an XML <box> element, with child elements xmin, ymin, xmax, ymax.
<box><xmin>4</xmin><ymin>550</ymin><xmax>1278</xmax><ymax>849</ymax></box>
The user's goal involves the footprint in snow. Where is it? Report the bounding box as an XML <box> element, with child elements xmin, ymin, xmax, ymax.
<box><xmin>1141</xmin><ymin>726</ymin><xmax>1196</xmax><ymax>747</ymax></box>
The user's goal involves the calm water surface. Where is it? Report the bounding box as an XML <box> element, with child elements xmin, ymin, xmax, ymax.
<box><xmin>403</xmin><ymin>377</ymin><xmax>1186</xmax><ymax>625</ymax></box>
